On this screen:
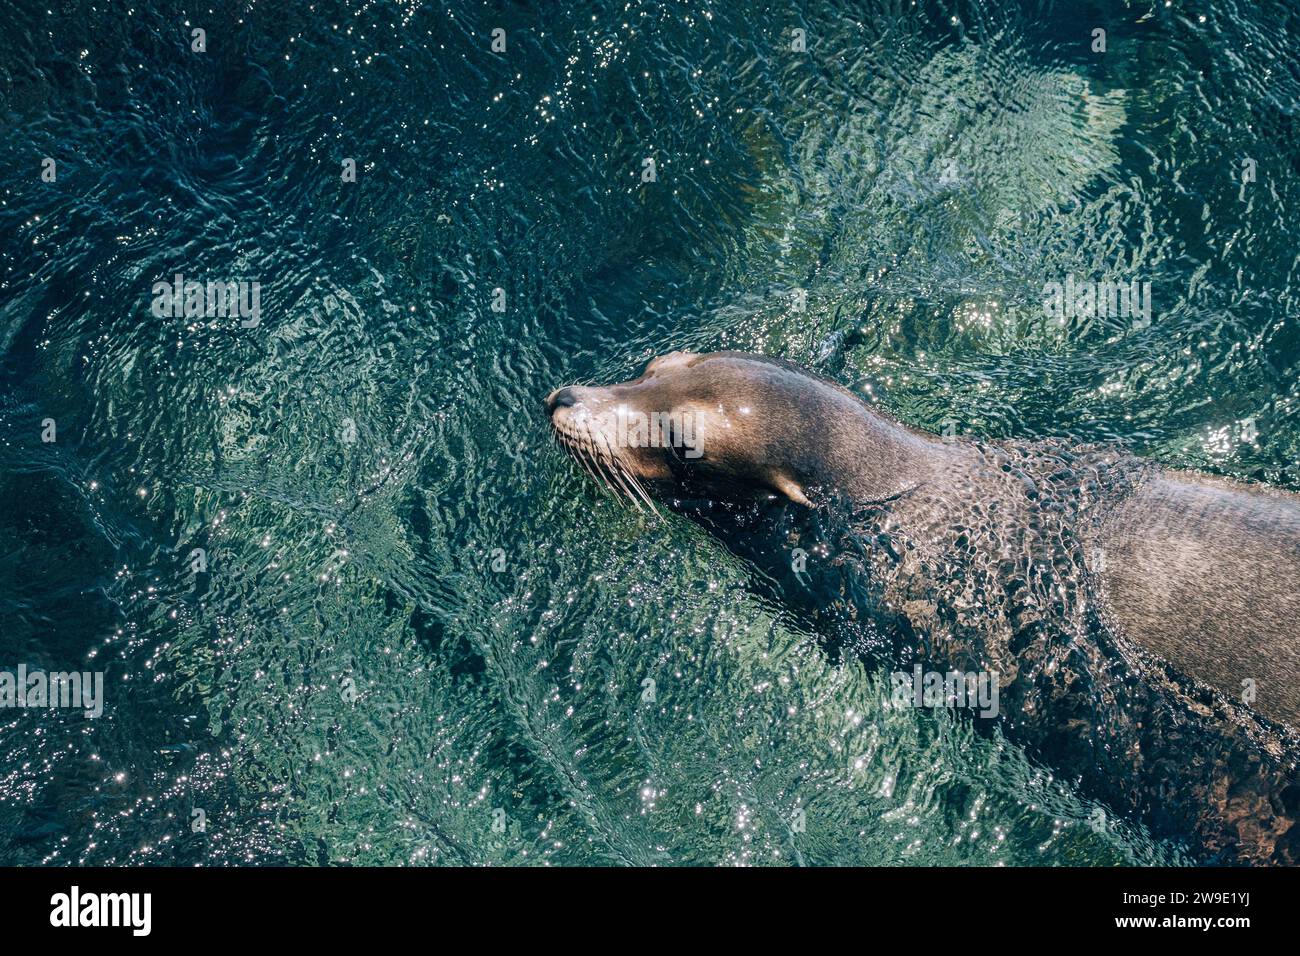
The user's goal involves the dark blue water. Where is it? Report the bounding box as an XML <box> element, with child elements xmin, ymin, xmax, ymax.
<box><xmin>1</xmin><ymin>0</ymin><xmax>1298</xmax><ymax>864</ymax></box>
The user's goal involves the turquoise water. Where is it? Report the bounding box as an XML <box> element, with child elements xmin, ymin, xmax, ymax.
<box><xmin>1</xmin><ymin>0</ymin><xmax>1297</xmax><ymax>865</ymax></box>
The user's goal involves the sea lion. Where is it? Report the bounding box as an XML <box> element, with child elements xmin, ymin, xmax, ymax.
<box><xmin>546</xmin><ymin>350</ymin><xmax>1300</xmax><ymax>864</ymax></box>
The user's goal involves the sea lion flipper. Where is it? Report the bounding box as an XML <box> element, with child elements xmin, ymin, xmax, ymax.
<box><xmin>771</xmin><ymin>474</ymin><xmax>811</xmax><ymax>507</ymax></box>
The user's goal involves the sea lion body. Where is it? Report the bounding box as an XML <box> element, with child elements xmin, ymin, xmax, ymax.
<box><xmin>547</xmin><ymin>351</ymin><xmax>1300</xmax><ymax>862</ymax></box>
<box><xmin>1095</xmin><ymin>471</ymin><xmax>1300</xmax><ymax>728</ymax></box>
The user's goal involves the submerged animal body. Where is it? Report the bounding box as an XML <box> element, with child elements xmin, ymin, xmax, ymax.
<box><xmin>547</xmin><ymin>350</ymin><xmax>1300</xmax><ymax>863</ymax></box>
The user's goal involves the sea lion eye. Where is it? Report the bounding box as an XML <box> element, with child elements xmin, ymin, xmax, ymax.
<box><xmin>660</xmin><ymin>417</ymin><xmax>693</xmax><ymax>467</ymax></box>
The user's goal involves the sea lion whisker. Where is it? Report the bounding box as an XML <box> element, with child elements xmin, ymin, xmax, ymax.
<box><xmin>602</xmin><ymin>455</ymin><xmax>644</xmax><ymax>512</ymax></box>
<box><xmin>590</xmin><ymin>450</ymin><xmax>626</xmax><ymax>504</ymax></box>
<box><xmin>614</xmin><ymin>457</ymin><xmax>659</xmax><ymax>517</ymax></box>
<box><xmin>575</xmin><ymin>447</ymin><xmax>613</xmax><ymax>498</ymax></box>
<box><xmin>589</xmin><ymin>427</ymin><xmax>652</xmax><ymax>514</ymax></box>
<box><xmin>552</xmin><ymin>425</ymin><xmax>610</xmax><ymax>498</ymax></box>
<box><xmin>568</xmin><ymin>435</ymin><xmax>606</xmax><ymax>490</ymax></box>
<box><xmin>580</xmin><ymin>423</ymin><xmax>637</xmax><ymax>509</ymax></box>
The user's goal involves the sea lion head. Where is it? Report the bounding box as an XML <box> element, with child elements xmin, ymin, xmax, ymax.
<box><xmin>546</xmin><ymin>351</ymin><xmax>861</xmax><ymax>510</ymax></box>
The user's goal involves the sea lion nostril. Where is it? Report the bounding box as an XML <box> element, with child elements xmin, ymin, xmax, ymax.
<box><xmin>546</xmin><ymin>386</ymin><xmax>579</xmax><ymax>413</ymax></box>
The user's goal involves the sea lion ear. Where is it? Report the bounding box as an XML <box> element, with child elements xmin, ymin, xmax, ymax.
<box><xmin>771</xmin><ymin>474</ymin><xmax>812</xmax><ymax>507</ymax></box>
<box><xmin>646</xmin><ymin>350</ymin><xmax>697</xmax><ymax>372</ymax></box>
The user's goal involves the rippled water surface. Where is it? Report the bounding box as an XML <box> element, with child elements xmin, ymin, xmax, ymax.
<box><xmin>2</xmin><ymin>0</ymin><xmax>1298</xmax><ymax>865</ymax></box>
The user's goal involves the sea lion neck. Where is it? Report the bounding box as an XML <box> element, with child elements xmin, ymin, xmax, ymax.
<box><xmin>796</xmin><ymin>391</ymin><xmax>967</xmax><ymax>503</ymax></box>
